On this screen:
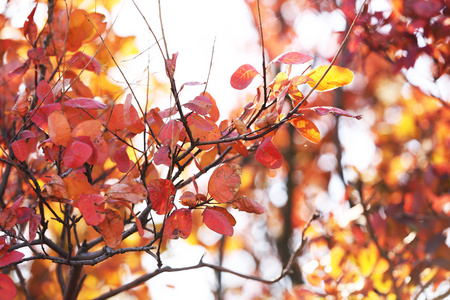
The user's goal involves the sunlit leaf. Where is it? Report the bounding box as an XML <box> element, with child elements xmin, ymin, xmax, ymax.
<box><xmin>67</xmin><ymin>51</ymin><xmax>102</xmax><ymax>74</ymax></box>
<box><xmin>11</xmin><ymin>139</ymin><xmax>28</xmax><ymax>162</ymax></box>
<box><xmin>63</xmin><ymin>141</ymin><xmax>93</xmax><ymax>168</ymax></box>
<box><xmin>230</xmin><ymin>64</ymin><xmax>260</xmax><ymax>90</ymax></box>
<box><xmin>302</xmin><ymin>106</ymin><xmax>362</xmax><ymax>119</ymax></box>
<box><xmin>64</xmin><ymin>98</ymin><xmax>107</xmax><ymax>109</ymax></box>
<box><xmin>159</xmin><ymin>119</ymin><xmax>180</xmax><ymax>150</ymax></box>
<box><xmin>106</xmin><ymin>183</ymin><xmax>147</xmax><ymax>204</ymax></box>
<box><xmin>190</xmin><ymin>113</ymin><xmax>214</xmax><ymax>131</ymax></box>
<box><xmin>47</xmin><ymin>110</ymin><xmax>72</xmax><ymax>147</ymax></box>
<box><xmin>105</xmin><ymin>104</ymin><xmax>126</xmax><ymax>132</ymax></box>
<box><xmin>154</xmin><ymin>145</ymin><xmax>171</xmax><ymax>166</ymax></box>
<box><xmin>114</xmin><ymin>146</ymin><xmax>131</xmax><ymax>173</ymax></box>
<box><xmin>289</xmin><ymin>116</ymin><xmax>321</xmax><ymax>143</ymax></box>
<box><xmin>98</xmin><ymin>209</ymin><xmax>124</xmax><ymax>248</ymax></box>
<box><xmin>183</xmin><ymin>95</ymin><xmax>212</xmax><ymax>115</ymax></box>
<box><xmin>79</xmin><ymin>194</ymin><xmax>105</xmax><ymax>226</ymax></box>
<box><xmin>164</xmin><ymin>208</ymin><xmax>193</xmax><ymax>239</ymax></box>
<box><xmin>306</xmin><ymin>65</ymin><xmax>354</xmax><ymax>91</ymax></box>
<box><xmin>208</xmin><ymin>163</ymin><xmax>242</xmax><ymax>203</ymax></box>
<box><xmin>179</xmin><ymin>191</ymin><xmax>198</xmax><ymax>207</ymax></box>
<box><xmin>28</xmin><ymin>210</ymin><xmax>40</xmax><ymax>242</ymax></box>
<box><xmin>0</xmin><ymin>207</ymin><xmax>17</xmax><ymax>230</ymax></box>
<box><xmin>255</xmin><ymin>137</ymin><xmax>283</xmax><ymax>169</ymax></box>
<box><xmin>270</xmin><ymin>52</ymin><xmax>313</xmax><ymax>65</ymax></box>
<box><xmin>124</xmin><ymin>95</ymin><xmax>145</xmax><ymax>134</ymax></box>
<box><xmin>0</xmin><ymin>251</ymin><xmax>24</xmax><ymax>268</ymax></box>
<box><xmin>230</xmin><ymin>196</ymin><xmax>266</xmax><ymax>214</ymax></box>
<box><xmin>71</xmin><ymin>119</ymin><xmax>103</xmax><ymax>139</ymax></box>
<box><xmin>23</xmin><ymin>5</ymin><xmax>37</xmax><ymax>45</ymax></box>
<box><xmin>147</xmin><ymin>179</ymin><xmax>176</xmax><ymax>215</ymax></box>
<box><xmin>0</xmin><ymin>274</ymin><xmax>17</xmax><ymax>300</ymax></box>
<box><xmin>202</xmin><ymin>207</ymin><xmax>234</xmax><ymax>236</ymax></box>
<box><xmin>203</xmin><ymin>92</ymin><xmax>220</xmax><ymax>122</ymax></box>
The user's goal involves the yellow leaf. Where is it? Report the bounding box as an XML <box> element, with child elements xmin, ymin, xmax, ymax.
<box><xmin>290</xmin><ymin>116</ymin><xmax>321</xmax><ymax>143</ymax></box>
<box><xmin>306</xmin><ymin>65</ymin><xmax>354</xmax><ymax>91</ymax></box>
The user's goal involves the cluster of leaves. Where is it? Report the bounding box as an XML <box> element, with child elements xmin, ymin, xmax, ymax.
<box><xmin>0</xmin><ymin>0</ymin><xmax>363</xmax><ymax>299</ymax></box>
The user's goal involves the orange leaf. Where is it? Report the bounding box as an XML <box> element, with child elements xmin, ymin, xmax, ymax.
<box><xmin>270</xmin><ymin>52</ymin><xmax>313</xmax><ymax>65</ymax></box>
<box><xmin>48</xmin><ymin>110</ymin><xmax>72</xmax><ymax>147</ymax></box>
<box><xmin>79</xmin><ymin>194</ymin><xmax>105</xmax><ymax>226</ymax></box>
<box><xmin>179</xmin><ymin>191</ymin><xmax>198</xmax><ymax>207</ymax></box>
<box><xmin>0</xmin><ymin>208</ymin><xmax>17</xmax><ymax>230</ymax></box>
<box><xmin>124</xmin><ymin>95</ymin><xmax>145</xmax><ymax>134</ymax></box>
<box><xmin>164</xmin><ymin>208</ymin><xmax>193</xmax><ymax>239</ymax></box>
<box><xmin>183</xmin><ymin>95</ymin><xmax>212</xmax><ymax>115</ymax></box>
<box><xmin>290</xmin><ymin>116</ymin><xmax>321</xmax><ymax>143</ymax></box>
<box><xmin>306</xmin><ymin>65</ymin><xmax>354</xmax><ymax>91</ymax></box>
<box><xmin>106</xmin><ymin>183</ymin><xmax>147</xmax><ymax>204</ymax></box>
<box><xmin>208</xmin><ymin>163</ymin><xmax>242</xmax><ymax>203</ymax></box>
<box><xmin>187</xmin><ymin>116</ymin><xmax>221</xmax><ymax>150</ymax></box>
<box><xmin>230</xmin><ymin>196</ymin><xmax>266</xmax><ymax>214</ymax></box>
<box><xmin>230</xmin><ymin>64</ymin><xmax>260</xmax><ymax>90</ymax></box>
<box><xmin>63</xmin><ymin>141</ymin><xmax>93</xmax><ymax>168</ymax></box>
<box><xmin>63</xmin><ymin>172</ymin><xmax>97</xmax><ymax>201</ymax></box>
<box><xmin>255</xmin><ymin>137</ymin><xmax>283</xmax><ymax>169</ymax></box>
<box><xmin>147</xmin><ymin>179</ymin><xmax>175</xmax><ymax>215</ymax></box>
<box><xmin>71</xmin><ymin>120</ymin><xmax>103</xmax><ymax>139</ymax></box>
<box><xmin>98</xmin><ymin>209</ymin><xmax>124</xmax><ymax>248</ymax></box>
<box><xmin>106</xmin><ymin>104</ymin><xmax>126</xmax><ymax>132</ymax></box>
<box><xmin>202</xmin><ymin>207</ymin><xmax>234</xmax><ymax>236</ymax></box>
<box><xmin>203</xmin><ymin>92</ymin><xmax>220</xmax><ymax>122</ymax></box>
<box><xmin>0</xmin><ymin>274</ymin><xmax>17</xmax><ymax>300</ymax></box>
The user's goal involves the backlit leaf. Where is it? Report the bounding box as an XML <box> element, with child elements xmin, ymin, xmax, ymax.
<box><xmin>29</xmin><ymin>210</ymin><xmax>40</xmax><ymax>242</ymax></box>
<box><xmin>48</xmin><ymin>110</ymin><xmax>72</xmax><ymax>147</ymax></box>
<box><xmin>105</xmin><ymin>104</ymin><xmax>126</xmax><ymax>132</ymax></box>
<box><xmin>154</xmin><ymin>145</ymin><xmax>171</xmax><ymax>166</ymax></box>
<box><xmin>183</xmin><ymin>95</ymin><xmax>212</xmax><ymax>115</ymax></box>
<box><xmin>114</xmin><ymin>146</ymin><xmax>131</xmax><ymax>173</ymax></box>
<box><xmin>202</xmin><ymin>207</ymin><xmax>234</xmax><ymax>236</ymax></box>
<box><xmin>271</xmin><ymin>52</ymin><xmax>313</xmax><ymax>65</ymax></box>
<box><xmin>0</xmin><ymin>274</ymin><xmax>17</xmax><ymax>300</ymax></box>
<box><xmin>31</xmin><ymin>103</ymin><xmax>62</xmax><ymax>131</ymax></box>
<box><xmin>190</xmin><ymin>113</ymin><xmax>214</xmax><ymax>131</ymax></box>
<box><xmin>67</xmin><ymin>51</ymin><xmax>102</xmax><ymax>74</ymax></box>
<box><xmin>71</xmin><ymin>119</ymin><xmax>103</xmax><ymax>140</ymax></box>
<box><xmin>106</xmin><ymin>183</ymin><xmax>147</xmax><ymax>204</ymax></box>
<box><xmin>164</xmin><ymin>208</ymin><xmax>193</xmax><ymax>239</ymax></box>
<box><xmin>290</xmin><ymin>116</ymin><xmax>321</xmax><ymax>143</ymax></box>
<box><xmin>148</xmin><ymin>179</ymin><xmax>176</xmax><ymax>215</ymax></box>
<box><xmin>0</xmin><ymin>207</ymin><xmax>17</xmax><ymax>230</ymax></box>
<box><xmin>0</xmin><ymin>251</ymin><xmax>24</xmax><ymax>268</ymax></box>
<box><xmin>302</xmin><ymin>106</ymin><xmax>362</xmax><ymax>119</ymax></box>
<box><xmin>203</xmin><ymin>92</ymin><xmax>220</xmax><ymax>122</ymax></box>
<box><xmin>255</xmin><ymin>137</ymin><xmax>283</xmax><ymax>169</ymax></box>
<box><xmin>11</xmin><ymin>139</ymin><xmax>28</xmax><ymax>162</ymax></box>
<box><xmin>124</xmin><ymin>95</ymin><xmax>145</xmax><ymax>134</ymax></box>
<box><xmin>64</xmin><ymin>98</ymin><xmax>107</xmax><ymax>109</ymax></box>
<box><xmin>230</xmin><ymin>196</ymin><xmax>266</xmax><ymax>214</ymax></box>
<box><xmin>187</xmin><ymin>116</ymin><xmax>221</xmax><ymax>150</ymax></box>
<box><xmin>23</xmin><ymin>5</ymin><xmax>37</xmax><ymax>45</ymax></box>
<box><xmin>208</xmin><ymin>163</ymin><xmax>242</xmax><ymax>203</ymax></box>
<box><xmin>98</xmin><ymin>209</ymin><xmax>124</xmax><ymax>248</ymax></box>
<box><xmin>230</xmin><ymin>64</ymin><xmax>260</xmax><ymax>90</ymax></box>
<box><xmin>159</xmin><ymin>119</ymin><xmax>180</xmax><ymax>150</ymax></box>
<box><xmin>306</xmin><ymin>65</ymin><xmax>354</xmax><ymax>91</ymax></box>
<box><xmin>63</xmin><ymin>141</ymin><xmax>93</xmax><ymax>168</ymax></box>
<box><xmin>79</xmin><ymin>194</ymin><xmax>105</xmax><ymax>226</ymax></box>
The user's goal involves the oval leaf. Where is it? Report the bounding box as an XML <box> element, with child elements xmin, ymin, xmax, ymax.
<box><xmin>0</xmin><ymin>250</ymin><xmax>25</xmax><ymax>268</ymax></box>
<box><xmin>164</xmin><ymin>208</ymin><xmax>193</xmax><ymax>239</ymax></box>
<box><xmin>114</xmin><ymin>146</ymin><xmax>131</xmax><ymax>173</ymax></box>
<box><xmin>290</xmin><ymin>116</ymin><xmax>321</xmax><ymax>143</ymax></box>
<box><xmin>305</xmin><ymin>106</ymin><xmax>362</xmax><ymax>120</ymax></box>
<box><xmin>208</xmin><ymin>164</ymin><xmax>242</xmax><ymax>203</ymax></box>
<box><xmin>230</xmin><ymin>196</ymin><xmax>266</xmax><ymax>214</ymax></box>
<box><xmin>306</xmin><ymin>65</ymin><xmax>354</xmax><ymax>91</ymax></box>
<box><xmin>0</xmin><ymin>274</ymin><xmax>17</xmax><ymax>300</ymax></box>
<box><xmin>271</xmin><ymin>52</ymin><xmax>313</xmax><ymax>65</ymax></box>
<box><xmin>63</xmin><ymin>141</ymin><xmax>93</xmax><ymax>168</ymax></box>
<box><xmin>202</xmin><ymin>207</ymin><xmax>234</xmax><ymax>236</ymax></box>
<box><xmin>48</xmin><ymin>110</ymin><xmax>72</xmax><ymax>147</ymax></box>
<box><xmin>79</xmin><ymin>194</ymin><xmax>105</xmax><ymax>226</ymax></box>
<box><xmin>148</xmin><ymin>179</ymin><xmax>176</xmax><ymax>215</ymax></box>
<box><xmin>98</xmin><ymin>209</ymin><xmax>124</xmax><ymax>248</ymax></box>
<box><xmin>230</xmin><ymin>64</ymin><xmax>260</xmax><ymax>90</ymax></box>
<box><xmin>11</xmin><ymin>139</ymin><xmax>28</xmax><ymax>162</ymax></box>
<box><xmin>255</xmin><ymin>137</ymin><xmax>283</xmax><ymax>169</ymax></box>
<box><xmin>183</xmin><ymin>95</ymin><xmax>212</xmax><ymax>115</ymax></box>
<box><xmin>65</xmin><ymin>97</ymin><xmax>107</xmax><ymax>109</ymax></box>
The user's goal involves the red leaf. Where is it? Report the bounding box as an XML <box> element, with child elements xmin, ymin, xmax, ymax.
<box><xmin>23</xmin><ymin>5</ymin><xmax>37</xmax><ymax>45</ymax></box>
<box><xmin>230</xmin><ymin>196</ymin><xmax>266</xmax><ymax>214</ymax></box>
<box><xmin>255</xmin><ymin>137</ymin><xmax>283</xmax><ymax>169</ymax></box>
<box><xmin>179</xmin><ymin>191</ymin><xmax>198</xmax><ymax>207</ymax></box>
<box><xmin>0</xmin><ymin>250</ymin><xmax>24</xmax><ymax>268</ymax></box>
<box><xmin>270</xmin><ymin>52</ymin><xmax>313</xmax><ymax>65</ymax></box>
<box><xmin>36</xmin><ymin>80</ymin><xmax>54</xmax><ymax>105</ymax></box>
<box><xmin>8</xmin><ymin>59</ymin><xmax>31</xmax><ymax>78</ymax></box>
<box><xmin>230</xmin><ymin>64</ymin><xmax>260</xmax><ymax>90</ymax></box>
<box><xmin>190</xmin><ymin>113</ymin><xmax>214</xmax><ymax>131</ymax></box>
<box><xmin>202</xmin><ymin>207</ymin><xmax>234</xmax><ymax>236</ymax></box>
<box><xmin>159</xmin><ymin>119</ymin><xmax>180</xmax><ymax>150</ymax></box>
<box><xmin>164</xmin><ymin>208</ymin><xmax>193</xmax><ymax>239</ymax></box>
<box><xmin>0</xmin><ymin>208</ymin><xmax>17</xmax><ymax>230</ymax></box>
<box><xmin>303</xmin><ymin>106</ymin><xmax>362</xmax><ymax>120</ymax></box>
<box><xmin>114</xmin><ymin>146</ymin><xmax>131</xmax><ymax>173</ymax></box>
<box><xmin>29</xmin><ymin>210</ymin><xmax>41</xmax><ymax>242</ymax></box>
<box><xmin>154</xmin><ymin>145</ymin><xmax>171</xmax><ymax>166</ymax></box>
<box><xmin>166</xmin><ymin>52</ymin><xmax>178</xmax><ymax>78</ymax></box>
<box><xmin>208</xmin><ymin>164</ymin><xmax>242</xmax><ymax>203</ymax></box>
<box><xmin>63</xmin><ymin>141</ymin><xmax>93</xmax><ymax>168</ymax></box>
<box><xmin>79</xmin><ymin>194</ymin><xmax>105</xmax><ymax>226</ymax></box>
<box><xmin>16</xmin><ymin>207</ymin><xmax>30</xmax><ymax>224</ymax></box>
<box><xmin>64</xmin><ymin>98</ymin><xmax>107</xmax><ymax>109</ymax></box>
<box><xmin>30</xmin><ymin>103</ymin><xmax>62</xmax><ymax>131</ymax></box>
<box><xmin>202</xmin><ymin>92</ymin><xmax>220</xmax><ymax>122</ymax></box>
<box><xmin>11</xmin><ymin>139</ymin><xmax>28</xmax><ymax>162</ymax></box>
<box><xmin>98</xmin><ymin>209</ymin><xmax>124</xmax><ymax>248</ymax></box>
<box><xmin>183</xmin><ymin>95</ymin><xmax>212</xmax><ymax>115</ymax></box>
<box><xmin>67</xmin><ymin>51</ymin><xmax>102</xmax><ymax>74</ymax></box>
<box><xmin>289</xmin><ymin>116</ymin><xmax>321</xmax><ymax>143</ymax></box>
<box><xmin>147</xmin><ymin>179</ymin><xmax>176</xmax><ymax>215</ymax></box>
<box><xmin>0</xmin><ymin>274</ymin><xmax>17</xmax><ymax>300</ymax></box>
<box><xmin>106</xmin><ymin>183</ymin><xmax>147</xmax><ymax>204</ymax></box>
<box><xmin>27</xmin><ymin>47</ymin><xmax>46</xmax><ymax>64</ymax></box>
<box><xmin>106</xmin><ymin>104</ymin><xmax>126</xmax><ymax>132</ymax></box>
<box><xmin>124</xmin><ymin>95</ymin><xmax>145</xmax><ymax>134</ymax></box>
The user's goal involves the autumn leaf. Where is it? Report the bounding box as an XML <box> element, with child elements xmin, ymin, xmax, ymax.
<box><xmin>23</xmin><ymin>5</ymin><xmax>37</xmax><ymax>45</ymax></box>
<box><xmin>189</xmin><ymin>113</ymin><xmax>214</xmax><ymax>131</ymax></box>
<box><xmin>208</xmin><ymin>163</ymin><xmax>242</xmax><ymax>203</ymax></box>
<box><xmin>230</xmin><ymin>196</ymin><xmax>266</xmax><ymax>214</ymax></box>
<box><xmin>159</xmin><ymin>119</ymin><xmax>180</xmax><ymax>150</ymax></box>
<box><xmin>63</xmin><ymin>141</ymin><xmax>93</xmax><ymax>168</ymax></box>
<box><xmin>11</xmin><ymin>139</ymin><xmax>28</xmax><ymax>162</ymax></box>
<box><xmin>105</xmin><ymin>104</ymin><xmax>126</xmax><ymax>132</ymax></box>
<box><xmin>48</xmin><ymin>110</ymin><xmax>72</xmax><ymax>147</ymax></box>
<box><xmin>64</xmin><ymin>98</ymin><xmax>107</xmax><ymax>110</ymax></box>
<box><xmin>302</xmin><ymin>106</ymin><xmax>362</xmax><ymax>120</ymax></box>
<box><xmin>0</xmin><ymin>274</ymin><xmax>17</xmax><ymax>300</ymax></box>
<box><xmin>179</xmin><ymin>191</ymin><xmax>198</xmax><ymax>207</ymax></box>
<box><xmin>183</xmin><ymin>95</ymin><xmax>212</xmax><ymax>115</ymax></box>
<box><xmin>114</xmin><ymin>146</ymin><xmax>131</xmax><ymax>173</ymax></box>
<box><xmin>270</xmin><ymin>51</ymin><xmax>313</xmax><ymax>65</ymax></box>
<box><xmin>42</xmin><ymin>175</ymin><xmax>69</xmax><ymax>202</ymax></box>
<box><xmin>154</xmin><ymin>145</ymin><xmax>171</xmax><ymax>166</ymax></box>
<box><xmin>124</xmin><ymin>95</ymin><xmax>145</xmax><ymax>134</ymax></box>
<box><xmin>79</xmin><ymin>194</ymin><xmax>105</xmax><ymax>226</ymax></box>
<box><xmin>0</xmin><ymin>207</ymin><xmax>17</xmax><ymax>230</ymax></box>
<box><xmin>148</xmin><ymin>179</ymin><xmax>176</xmax><ymax>215</ymax></box>
<box><xmin>71</xmin><ymin>119</ymin><xmax>103</xmax><ymax>140</ymax></box>
<box><xmin>202</xmin><ymin>207</ymin><xmax>234</xmax><ymax>236</ymax></box>
<box><xmin>28</xmin><ymin>210</ymin><xmax>40</xmax><ymax>242</ymax></box>
<box><xmin>255</xmin><ymin>137</ymin><xmax>283</xmax><ymax>169</ymax></box>
<box><xmin>164</xmin><ymin>208</ymin><xmax>193</xmax><ymax>239</ymax></box>
<box><xmin>306</xmin><ymin>65</ymin><xmax>354</xmax><ymax>91</ymax></box>
<box><xmin>230</xmin><ymin>64</ymin><xmax>260</xmax><ymax>90</ymax></box>
<box><xmin>106</xmin><ymin>183</ymin><xmax>147</xmax><ymax>204</ymax></box>
<box><xmin>67</xmin><ymin>52</ymin><xmax>102</xmax><ymax>74</ymax></box>
<box><xmin>202</xmin><ymin>92</ymin><xmax>220</xmax><ymax>122</ymax></box>
<box><xmin>289</xmin><ymin>116</ymin><xmax>321</xmax><ymax>143</ymax></box>
<box><xmin>0</xmin><ymin>251</ymin><xmax>24</xmax><ymax>268</ymax></box>
<box><xmin>98</xmin><ymin>209</ymin><xmax>124</xmax><ymax>248</ymax></box>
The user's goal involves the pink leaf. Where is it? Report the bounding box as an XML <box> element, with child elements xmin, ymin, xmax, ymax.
<box><xmin>11</xmin><ymin>139</ymin><xmax>28</xmax><ymax>162</ymax></box>
<box><xmin>63</xmin><ymin>141</ymin><xmax>93</xmax><ymax>168</ymax></box>
<box><xmin>0</xmin><ymin>274</ymin><xmax>17</xmax><ymax>300</ymax></box>
<box><xmin>29</xmin><ymin>210</ymin><xmax>41</xmax><ymax>242</ymax></box>
<box><xmin>183</xmin><ymin>95</ymin><xmax>212</xmax><ymax>115</ymax></box>
<box><xmin>0</xmin><ymin>251</ymin><xmax>24</xmax><ymax>268</ymax></box>
<box><xmin>230</xmin><ymin>64</ymin><xmax>260</xmax><ymax>90</ymax></box>
<box><xmin>79</xmin><ymin>194</ymin><xmax>106</xmax><ymax>226</ymax></box>
<box><xmin>303</xmin><ymin>106</ymin><xmax>362</xmax><ymax>120</ymax></box>
<box><xmin>114</xmin><ymin>146</ymin><xmax>131</xmax><ymax>173</ymax></box>
<box><xmin>67</xmin><ymin>51</ymin><xmax>102</xmax><ymax>74</ymax></box>
<box><xmin>270</xmin><ymin>52</ymin><xmax>313</xmax><ymax>65</ymax></box>
<box><xmin>64</xmin><ymin>98</ymin><xmax>107</xmax><ymax>109</ymax></box>
<box><xmin>154</xmin><ymin>145</ymin><xmax>171</xmax><ymax>166</ymax></box>
<box><xmin>202</xmin><ymin>207</ymin><xmax>234</xmax><ymax>236</ymax></box>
